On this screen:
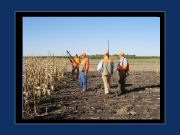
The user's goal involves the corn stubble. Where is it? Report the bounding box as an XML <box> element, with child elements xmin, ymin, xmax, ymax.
<box><xmin>23</xmin><ymin>56</ymin><xmax>67</xmax><ymax>118</ymax></box>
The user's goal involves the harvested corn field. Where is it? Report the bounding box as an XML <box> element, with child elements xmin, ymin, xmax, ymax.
<box><xmin>23</xmin><ymin>57</ymin><xmax>160</xmax><ymax>120</ymax></box>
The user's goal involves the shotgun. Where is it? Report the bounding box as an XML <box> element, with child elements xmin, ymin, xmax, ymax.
<box><xmin>66</xmin><ymin>50</ymin><xmax>78</xmax><ymax>67</ymax></box>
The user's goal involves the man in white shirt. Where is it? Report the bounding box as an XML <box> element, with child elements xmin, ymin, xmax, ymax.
<box><xmin>116</xmin><ymin>51</ymin><xmax>128</xmax><ymax>95</ymax></box>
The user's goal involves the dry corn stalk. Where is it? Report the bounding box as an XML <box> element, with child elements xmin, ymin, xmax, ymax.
<box><xmin>23</xmin><ymin>55</ymin><xmax>67</xmax><ymax>117</ymax></box>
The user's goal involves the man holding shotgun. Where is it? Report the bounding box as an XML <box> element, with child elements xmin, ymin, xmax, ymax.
<box><xmin>72</xmin><ymin>54</ymin><xmax>80</xmax><ymax>79</ymax></box>
<box><xmin>97</xmin><ymin>51</ymin><xmax>114</xmax><ymax>96</ymax></box>
<box><xmin>66</xmin><ymin>51</ymin><xmax>80</xmax><ymax>79</ymax></box>
<box><xmin>97</xmin><ymin>41</ymin><xmax>114</xmax><ymax>97</ymax></box>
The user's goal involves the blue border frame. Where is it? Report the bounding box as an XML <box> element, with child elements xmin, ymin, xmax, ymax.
<box><xmin>1</xmin><ymin>0</ymin><xmax>180</xmax><ymax>134</ymax></box>
<box><xmin>16</xmin><ymin>11</ymin><xmax>165</xmax><ymax>124</ymax></box>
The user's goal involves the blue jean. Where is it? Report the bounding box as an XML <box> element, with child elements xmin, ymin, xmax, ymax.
<box><xmin>79</xmin><ymin>72</ymin><xmax>87</xmax><ymax>91</ymax></box>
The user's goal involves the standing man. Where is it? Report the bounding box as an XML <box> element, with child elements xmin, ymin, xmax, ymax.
<box><xmin>97</xmin><ymin>52</ymin><xmax>114</xmax><ymax>95</ymax></box>
<box><xmin>79</xmin><ymin>52</ymin><xmax>89</xmax><ymax>92</ymax></box>
<box><xmin>72</xmin><ymin>54</ymin><xmax>80</xmax><ymax>79</ymax></box>
<box><xmin>116</xmin><ymin>51</ymin><xmax>128</xmax><ymax>95</ymax></box>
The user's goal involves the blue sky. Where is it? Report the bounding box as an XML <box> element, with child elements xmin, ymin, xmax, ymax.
<box><xmin>23</xmin><ymin>17</ymin><xmax>160</xmax><ymax>56</ymax></box>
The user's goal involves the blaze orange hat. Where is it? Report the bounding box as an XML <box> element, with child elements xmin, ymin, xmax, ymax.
<box><xmin>119</xmin><ymin>51</ymin><xmax>125</xmax><ymax>56</ymax></box>
<box><xmin>81</xmin><ymin>52</ymin><xmax>86</xmax><ymax>56</ymax></box>
<box><xmin>104</xmin><ymin>51</ymin><xmax>109</xmax><ymax>56</ymax></box>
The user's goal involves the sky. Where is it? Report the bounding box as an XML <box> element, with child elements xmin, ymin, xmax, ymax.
<box><xmin>23</xmin><ymin>17</ymin><xmax>160</xmax><ymax>56</ymax></box>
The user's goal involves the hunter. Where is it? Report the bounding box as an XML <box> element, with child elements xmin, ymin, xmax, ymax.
<box><xmin>97</xmin><ymin>52</ymin><xmax>114</xmax><ymax>96</ymax></box>
<box><xmin>79</xmin><ymin>52</ymin><xmax>89</xmax><ymax>92</ymax></box>
<box><xmin>116</xmin><ymin>51</ymin><xmax>129</xmax><ymax>95</ymax></box>
<box><xmin>72</xmin><ymin>54</ymin><xmax>80</xmax><ymax>79</ymax></box>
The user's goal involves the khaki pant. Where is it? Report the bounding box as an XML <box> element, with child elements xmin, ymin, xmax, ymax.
<box><xmin>102</xmin><ymin>75</ymin><xmax>111</xmax><ymax>94</ymax></box>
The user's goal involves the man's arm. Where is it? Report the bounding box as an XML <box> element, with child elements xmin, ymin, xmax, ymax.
<box><xmin>85</xmin><ymin>58</ymin><xmax>89</xmax><ymax>74</ymax></box>
<box><xmin>123</xmin><ymin>58</ymin><xmax>128</xmax><ymax>66</ymax></box>
<box><xmin>116</xmin><ymin>62</ymin><xmax>120</xmax><ymax>71</ymax></box>
<box><xmin>97</xmin><ymin>60</ymin><xmax>102</xmax><ymax>71</ymax></box>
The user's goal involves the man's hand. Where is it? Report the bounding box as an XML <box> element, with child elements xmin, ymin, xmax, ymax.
<box><xmin>85</xmin><ymin>71</ymin><xmax>88</xmax><ymax>75</ymax></box>
<box><xmin>116</xmin><ymin>71</ymin><xmax>119</xmax><ymax>76</ymax></box>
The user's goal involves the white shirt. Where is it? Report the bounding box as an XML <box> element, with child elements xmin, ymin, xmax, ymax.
<box><xmin>119</xmin><ymin>57</ymin><xmax>127</xmax><ymax>66</ymax></box>
<box><xmin>97</xmin><ymin>60</ymin><xmax>103</xmax><ymax>71</ymax></box>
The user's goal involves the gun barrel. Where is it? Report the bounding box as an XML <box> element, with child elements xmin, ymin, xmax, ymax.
<box><xmin>66</xmin><ymin>50</ymin><xmax>78</xmax><ymax>65</ymax></box>
<box><xmin>108</xmin><ymin>40</ymin><xmax>109</xmax><ymax>58</ymax></box>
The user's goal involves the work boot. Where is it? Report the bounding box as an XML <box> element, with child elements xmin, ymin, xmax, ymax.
<box><xmin>118</xmin><ymin>83</ymin><xmax>126</xmax><ymax>95</ymax></box>
<box><xmin>81</xmin><ymin>90</ymin><xmax>85</xmax><ymax>93</ymax></box>
<box><xmin>119</xmin><ymin>89</ymin><xmax>125</xmax><ymax>95</ymax></box>
<box><xmin>82</xmin><ymin>89</ymin><xmax>86</xmax><ymax>92</ymax></box>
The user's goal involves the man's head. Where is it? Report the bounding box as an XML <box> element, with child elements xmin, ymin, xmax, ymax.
<box><xmin>104</xmin><ymin>51</ymin><xmax>109</xmax><ymax>58</ymax></box>
<box><xmin>81</xmin><ymin>52</ymin><xmax>86</xmax><ymax>58</ymax></box>
<box><xmin>119</xmin><ymin>51</ymin><xmax>125</xmax><ymax>57</ymax></box>
<box><xmin>75</xmin><ymin>54</ymin><xmax>78</xmax><ymax>58</ymax></box>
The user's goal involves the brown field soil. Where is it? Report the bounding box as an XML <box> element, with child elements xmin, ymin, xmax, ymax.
<box><xmin>25</xmin><ymin>70</ymin><xmax>160</xmax><ymax>120</ymax></box>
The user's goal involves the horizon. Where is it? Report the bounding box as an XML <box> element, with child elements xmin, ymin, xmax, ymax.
<box><xmin>23</xmin><ymin>54</ymin><xmax>160</xmax><ymax>57</ymax></box>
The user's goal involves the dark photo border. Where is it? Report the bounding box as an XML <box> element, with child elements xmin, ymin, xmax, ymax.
<box><xmin>16</xmin><ymin>11</ymin><xmax>165</xmax><ymax>124</ymax></box>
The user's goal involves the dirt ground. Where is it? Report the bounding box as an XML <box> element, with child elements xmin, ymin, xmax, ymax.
<box><xmin>25</xmin><ymin>70</ymin><xmax>160</xmax><ymax>120</ymax></box>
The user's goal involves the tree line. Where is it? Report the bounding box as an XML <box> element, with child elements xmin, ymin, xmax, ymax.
<box><xmin>24</xmin><ymin>54</ymin><xmax>160</xmax><ymax>59</ymax></box>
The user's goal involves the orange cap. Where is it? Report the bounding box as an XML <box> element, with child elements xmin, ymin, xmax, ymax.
<box><xmin>104</xmin><ymin>51</ymin><xmax>109</xmax><ymax>56</ymax></box>
<box><xmin>81</xmin><ymin>52</ymin><xmax>86</xmax><ymax>56</ymax></box>
<box><xmin>119</xmin><ymin>51</ymin><xmax>125</xmax><ymax>56</ymax></box>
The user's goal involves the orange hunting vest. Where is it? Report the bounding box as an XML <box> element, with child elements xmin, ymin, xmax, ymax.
<box><xmin>73</xmin><ymin>57</ymin><xmax>80</xmax><ymax>67</ymax></box>
<box><xmin>80</xmin><ymin>57</ymin><xmax>89</xmax><ymax>72</ymax></box>
<box><xmin>102</xmin><ymin>58</ymin><xmax>113</xmax><ymax>63</ymax></box>
<box><xmin>101</xmin><ymin>57</ymin><xmax>113</xmax><ymax>75</ymax></box>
